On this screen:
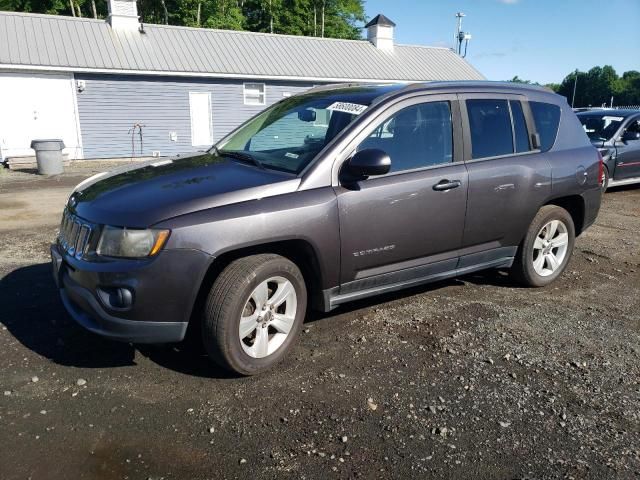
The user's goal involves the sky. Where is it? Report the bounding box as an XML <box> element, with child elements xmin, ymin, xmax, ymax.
<box><xmin>363</xmin><ymin>0</ymin><xmax>640</xmax><ymax>84</ymax></box>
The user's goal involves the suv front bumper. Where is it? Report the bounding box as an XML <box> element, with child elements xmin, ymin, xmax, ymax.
<box><xmin>51</xmin><ymin>244</ymin><xmax>212</xmax><ymax>344</ymax></box>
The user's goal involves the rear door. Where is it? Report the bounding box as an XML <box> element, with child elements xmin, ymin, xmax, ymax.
<box><xmin>459</xmin><ymin>94</ymin><xmax>552</xmax><ymax>262</ymax></box>
<box><xmin>335</xmin><ymin>95</ymin><xmax>468</xmax><ymax>292</ymax></box>
<box><xmin>614</xmin><ymin>116</ymin><xmax>640</xmax><ymax>180</ymax></box>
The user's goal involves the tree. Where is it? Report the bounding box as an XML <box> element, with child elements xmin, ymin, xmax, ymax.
<box><xmin>557</xmin><ymin>65</ymin><xmax>640</xmax><ymax>107</ymax></box>
<box><xmin>614</xmin><ymin>70</ymin><xmax>640</xmax><ymax>105</ymax></box>
<box><xmin>2</xmin><ymin>0</ymin><xmax>366</xmax><ymax>39</ymax></box>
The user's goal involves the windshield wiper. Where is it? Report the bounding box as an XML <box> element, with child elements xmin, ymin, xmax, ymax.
<box><xmin>216</xmin><ymin>148</ymin><xmax>264</xmax><ymax>169</ymax></box>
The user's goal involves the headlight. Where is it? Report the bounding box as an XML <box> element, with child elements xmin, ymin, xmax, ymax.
<box><xmin>96</xmin><ymin>226</ymin><xmax>170</xmax><ymax>258</ymax></box>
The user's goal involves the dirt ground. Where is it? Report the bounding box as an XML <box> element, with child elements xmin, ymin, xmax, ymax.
<box><xmin>1</xmin><ymin>164</ymin><xmax>639</xmax><ymax>480</ymax></box>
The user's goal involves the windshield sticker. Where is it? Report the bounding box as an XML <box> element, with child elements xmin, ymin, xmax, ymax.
<box><xmin>602</xmin><ymin>116</ymin><xmax>624</xmax><ymax>122</ymax></box>
<box><xmin>284</xmin><ymin>152</ymin><xmax>299</xmax><ymax>159</ymax></box>
<box><xmin>326</xmin><ymin>102</ymin><xmax>368</xmax><ymax>115</ymax></box>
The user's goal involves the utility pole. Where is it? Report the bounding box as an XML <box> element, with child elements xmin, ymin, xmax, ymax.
<box><xmin>454</xmin><ymin>12</ymin><xmax>472</xmax><ymax>57</ymax></box>
<box><xmin>571</xmin><ymin>69</ymin><xmax>578</xmax><ymax>108</ymax></box>
<box><xmin>455</xmin><ymin>12</ymin><xmax>464</xmax><ymax>54</ymax></box>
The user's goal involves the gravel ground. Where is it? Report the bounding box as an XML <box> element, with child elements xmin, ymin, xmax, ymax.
<box><xmin>1</xmin><ymin>165</ymin><xmax>639</xmax><ymax>479</ymax></box>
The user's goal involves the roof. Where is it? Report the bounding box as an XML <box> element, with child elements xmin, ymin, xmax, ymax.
<box><xmin>576</xmin><ymin>109</ymin><xmax>640</xmax><ymax>118</ymax></box>
<box><xmin>313</xmin><ymin>81</ymin><xmax>561</xmax><ymax>102</ymax></box>
<box><xmin>365</xmin><ymin>14</ymin><xmax>396</xmax><ymax>28</ymax></box>
<box><xmin>0</xmin><ymin>11</ymin><xmax>484</xmax><ymax>83</ymax></box>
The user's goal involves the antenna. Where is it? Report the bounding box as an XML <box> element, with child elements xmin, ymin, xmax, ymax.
<box><xmin>454</xmin><ymin>12</ymin><xmax>472</xmax><ymax>57</ymax></box>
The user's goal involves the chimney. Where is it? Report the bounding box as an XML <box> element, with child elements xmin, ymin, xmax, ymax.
<box><xmin>365</xmin><ymin>14</ymin><xmax>396</xmax><ymax>51</ymax></box>
<box><xmin>107</xmin><ymin>0</ymin><xmax>140</xmax><ymax>30</ymax></box>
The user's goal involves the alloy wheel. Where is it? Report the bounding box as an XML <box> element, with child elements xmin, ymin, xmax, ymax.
<box><xmin>532</xmin><ymin>220</ymin><xmax>569</xmax><ymax>277</ymax></box>
<box><xmin>238</xmin><ymin>276</ymin><xmax>297</xmax><ymax>358</ymax></box>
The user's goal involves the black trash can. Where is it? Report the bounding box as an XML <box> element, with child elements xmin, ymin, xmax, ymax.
<box><xmin>30</xmin><ymin>139</ymin><xmax>65</xmax><ymax>175</ymax></box>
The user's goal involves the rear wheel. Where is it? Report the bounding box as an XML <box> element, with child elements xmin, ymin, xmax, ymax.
<box><xmin>511</xmin><ymin>205</ymin><xmax>575</xmax><ymax>287</ymax></box>
<box><xmin>202</xmin><ymin>254</ymin><xmax>306</xmax><ymax>375</ymax></box>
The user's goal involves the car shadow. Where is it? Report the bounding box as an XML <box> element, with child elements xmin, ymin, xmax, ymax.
<box><xmin>1</xmin><ymin>261</ymin><xmax>519</xmax><ymax>378</ymax></box>
<box><xmin>0</xmin><ymin>262</ymin><xmax>236</xmax><ymax>378</ymax></box>
<box><xmin>607</xmin><ymin>183</ymin><xmax>639</xmax><ymax>193</ymax></box>
<box><xmin>1</xmin><ymin>263</ymin><xmax>136</xmax><ymax>368</ymax></box>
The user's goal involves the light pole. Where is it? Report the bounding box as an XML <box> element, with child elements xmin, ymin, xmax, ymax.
<box><xmin>571</xmin><ymin>69</ymin><xmax>579</xmax><ymax>108</ymax></box>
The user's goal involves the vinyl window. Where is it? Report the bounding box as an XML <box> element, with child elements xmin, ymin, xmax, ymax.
<box><xmin>243</xmin><ymin>83</ymin><xmax>266</xmax><ymax>106</ymax></box>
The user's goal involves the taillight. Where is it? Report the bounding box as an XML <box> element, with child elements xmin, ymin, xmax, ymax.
<box><xmin>597</xmin><ymin>151</ymin><xmax>604</xmax><ymax>186</ymax></box>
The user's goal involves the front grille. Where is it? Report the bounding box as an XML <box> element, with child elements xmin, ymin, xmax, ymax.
<box><xmin>58</xmin><ymin>210</ymin><xmax>96</xmax><ymax>259</ymax></box>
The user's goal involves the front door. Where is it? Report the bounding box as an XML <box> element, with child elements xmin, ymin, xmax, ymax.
<box><xmin>189</xmin><ymin>92</ymin><xmax>213</xmax><ymax>148</ymax></box>
<box><xmin>614</xmin><ymin>117</ymin><xmax>640</xmax><ymax>180</ymax></box>
<box><xmin>335</xmin><ymin>98</ymin><xmax>468</xmax><ymax>292</ymax></box>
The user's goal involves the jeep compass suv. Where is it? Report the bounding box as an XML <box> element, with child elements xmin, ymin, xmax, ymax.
<box><xmin>52</xmin><ymin>82</ymin><xmax>602</xmax><ymax>375</ymax></box>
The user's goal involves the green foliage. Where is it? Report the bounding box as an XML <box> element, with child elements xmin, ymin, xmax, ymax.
<box><xmin>556</xmin><ymin>66</ymin><xmax>640</xmax><ymax>107</ymax></box>
<box><xmin>2</xmin><ymin>0</ymin><xmax>365</xmax><ymax>39</ymax></box>
<box><xmin>510</xmin><ymin>68</ymin><xmax>640</xmax><ymax>107</ymax></box>
<box><xmin>509</xmin><ymin>75</ymin><xmax>533</xmax><ymax>84</ymax></box>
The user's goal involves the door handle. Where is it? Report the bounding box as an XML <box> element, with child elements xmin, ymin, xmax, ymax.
<box><xmin>433</xmin><ymin>179</ymin><xmax>461</xmax><ymax>191</ymax></box>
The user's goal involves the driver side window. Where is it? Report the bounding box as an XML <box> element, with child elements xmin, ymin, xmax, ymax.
<box><xmin>357</xmin><ymin>101</ymin><xmax>453</xmax><ymax>173</ymax></box>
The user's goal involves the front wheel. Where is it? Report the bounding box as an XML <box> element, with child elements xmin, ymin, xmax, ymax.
<box><xmin>202</xmin><ymin>254</ymin><xmax>307</xmax><ymax>375</ymax></box>
<box><xmin>511</xmin><ymin>205</ymin><xmax>576</xmax><ymax>287</ymax></box>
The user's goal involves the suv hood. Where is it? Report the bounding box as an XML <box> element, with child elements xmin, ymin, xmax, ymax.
<box><xmin>69</xmin><ymin>153</ymin><xmax>300</xmax><ymax>227</ymax></box>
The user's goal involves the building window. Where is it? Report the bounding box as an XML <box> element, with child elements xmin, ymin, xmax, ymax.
<box><xmin>244</xmin><ymin>83</ymin><xmax>266</xmax><ymax>106</ymax></box>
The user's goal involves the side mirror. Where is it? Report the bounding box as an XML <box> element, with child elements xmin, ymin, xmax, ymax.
<box><xmin>621</xmin><ymin>130</ymin><xmax>640</xmax><ymax>142</ymax></box>
<box><xmin>298</xmin><ymin>109</ymin><xmax>316</xmax><ymax>122</ymax></box>
<box><xmin>345</xmin><ymin>149</ymin><xmax>391</xmax><ymax>178</ymax></box>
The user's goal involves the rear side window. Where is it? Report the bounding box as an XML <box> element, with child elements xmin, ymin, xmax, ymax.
<box><xmin>510</xmin><ymin>100</ymin><xmax>530</xmax><ymax>153</ymax></box>
<box><xmin>530</xmin><ymin>101</ymin><xmax>561</xmax><ymax>151</ymax></box>
<box><xmin>466</xmin><ymin>99</ymin><xmax>513</xmax><ymax>159</ymax></box>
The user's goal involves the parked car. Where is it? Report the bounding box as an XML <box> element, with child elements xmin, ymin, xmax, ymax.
<box><xmin>52</xmin><ymin>82</ymin><xmax>602</xmax><ymax>375</ymax></box>
<box><xmin>577</xmin><ymin>109</ymin><xmax>640</xmax><ymax>191</ymax></box>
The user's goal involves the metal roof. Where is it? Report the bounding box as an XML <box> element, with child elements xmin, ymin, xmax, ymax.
<box><xmin>0</xmin><ymin>11</ymin><xmax>484</xmax><ymax>82</ymax></box>
<box><xmin>365</xmin><ymin>14</ymin><xmax>396</xmax><ymax>28</ymax></box>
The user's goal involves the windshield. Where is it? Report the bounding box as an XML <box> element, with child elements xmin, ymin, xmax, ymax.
<box><xmin>216</xmin><ymin>89</ymin><xmax>377</xmax><ymax>174</ymax></box>
<box><xmin>578</xmin><ymin>114</ymin><xmax>624</xmax><ymax>142</ymax></box>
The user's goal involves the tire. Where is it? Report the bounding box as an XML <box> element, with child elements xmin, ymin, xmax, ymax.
<box><xmin>511</xmin><ymin>205</ymin><xmax>576</xmax><ymax>287</ymax></box>
<box><xmin>601</xmin><ymin>165</ymin><xmax>609</xmax><ymax>193</ymax></box>
<box><xmin>202</xmin><ymin>254</ymin><xmax>307</xmax><ymax>375</ymax></box>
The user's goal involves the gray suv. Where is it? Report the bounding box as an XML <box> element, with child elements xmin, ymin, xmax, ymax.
<box><xmin>51</xmin><ymin>82</ymin><xmax>602</xmax><ymax>375</ymax></box>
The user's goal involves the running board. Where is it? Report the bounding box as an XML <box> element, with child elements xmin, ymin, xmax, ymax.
<box><xmin>325</xmin><ymin>257</ymin><xmax>514</xmax><ymax>310</ymax></box>
<box><xmin>608</xmin><ymin>177</ymin><xmax>640</xmax><ymax>188</ymax></box>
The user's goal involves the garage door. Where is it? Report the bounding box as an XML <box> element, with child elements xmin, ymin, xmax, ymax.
<box><xmin>0</xmin><ymin>72</ymin><xmax>83</xmax><ymax>161</ymax></box>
